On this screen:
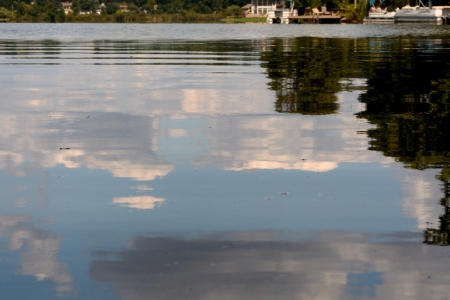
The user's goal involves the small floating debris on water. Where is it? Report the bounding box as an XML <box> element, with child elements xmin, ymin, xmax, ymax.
<box><xmin>265</xmin><ymin>197</ymin><xmax>273</xmax><ymax>200</ymax></box>
<box><xmin>87</xmin><ymin>114</ymin><xmax>90</xmax><ymax>118</ymax></box>
<box><xmin>279</xmin><ymin>192</ymin><xmax>289</xmax><ymax>195</ymax></box>
<box><xmin>59</xmin><ymin>148</ymin><xmax>70</xmax><ymax>150</ymax></box>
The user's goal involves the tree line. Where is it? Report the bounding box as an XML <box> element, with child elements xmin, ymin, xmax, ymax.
<box><xmin>0</xmin><ymin>0</ymin><xmax>253</xmax><ymax>22</ymax></box>
<box><xmin>2</xmin><ymin>0</ymin><xmax>443</xmax><ymax>23</ymax></box>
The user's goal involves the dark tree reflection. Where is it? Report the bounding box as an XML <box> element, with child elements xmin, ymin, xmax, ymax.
<box><xmin>356</xmin><ymin>39</ymin><xmax>450</xmax><ymax>170</ymax></box>
<box><xmin>261</xmin><ymin>38</ymin><xmax>362</xmax><ymax>115</ymax></box>
<box><xmin>424</xmin><ymin>166</ymin><xmax>450</xmax><ymax>246</ymax></box>
<box><xmin>354</xmin><ymin>39</ymin><xmax>450</xmax><ymax>245</ymax></box>
<box><xmin>262</xmin><ymin>37</ymin><xmax>450</xmax><ymax>244</ymax></box>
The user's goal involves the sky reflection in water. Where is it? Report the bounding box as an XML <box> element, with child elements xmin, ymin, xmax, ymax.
<box><xmin>0</xmin><ymin>26</ymin><xmax>449</xmax><ymax>299</ymax></box>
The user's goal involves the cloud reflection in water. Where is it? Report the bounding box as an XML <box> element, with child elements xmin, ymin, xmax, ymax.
<box><xmin>90</xmin><ymin>231</ymin><xmax>448</xmax><ymax>300</ymax></box>
<box><xmin>0</xmin><ymin>215</ymin><xmax>75</xmax><ymax>297</ymax></box>
<box><xmin>0</xmin><ymin>112</ymin><xmax>173</xmax><ymax>181</ymax></box>
<box><xmin>113</xmin><ymin>196</ymin><xmax>165</xmax><ymax>210</ymax></box>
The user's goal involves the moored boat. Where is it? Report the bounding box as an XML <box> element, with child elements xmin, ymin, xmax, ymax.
<box><xmin>363</xmin><ymin>0</ymin><xmax>396</xmax><ymax>24</ymax></box>
<box><xmin>394</xmin><ymin>5</ymin><xmax>450</xmax><ymax>24</ymax></box>
<box><xmin>363</xmin><ymin>8</ymin><xmax>396</xmax><ymax>24</ymax></box>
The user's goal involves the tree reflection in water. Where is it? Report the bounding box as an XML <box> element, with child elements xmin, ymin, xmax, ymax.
<box><xmin>355</xmin><ymin>39</ymin><xmax>450</xmax><ymax>246</ymax></box>
<box><xmin>261</xmin><ymin>38</ymin><xmax>355</xmax><ymax>115</ymax></box>
<box><xmin>424</xmin><ymin>168</ymin><xmax>450</xmax><ymax>245</ymax></box>
<box><xmin>262</xmin><ymin>37</ymin><xmax>450</xmax><ymax>244</ymax></box>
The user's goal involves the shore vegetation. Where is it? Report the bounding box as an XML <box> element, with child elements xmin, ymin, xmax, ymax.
<box><xmin>1</xmin><ymin>0</ymin><xmax>448</xmax><ymax>23</ymax></box>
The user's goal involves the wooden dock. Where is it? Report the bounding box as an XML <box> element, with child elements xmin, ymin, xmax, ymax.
<box><xmin>288</xmin><ymin>15</ymin><xmax>343</xmax><ymax>24</ymax></box>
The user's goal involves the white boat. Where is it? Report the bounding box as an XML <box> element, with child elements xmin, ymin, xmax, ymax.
<box><xmin>394</xmin><ymin>5</ymin><xmax>450</xmax><ymax>24</ymax></box>
<box><xmin>363</xmin><ymin>8</ymin><xmax>396</xmax><ymax>24</ymax></box>
<box><xmin>363</xmin><ymin>0</ymin><xmax>396</xmax><ymax>24</ymax></box>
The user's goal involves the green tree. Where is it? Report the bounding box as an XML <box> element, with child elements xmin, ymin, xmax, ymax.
<box><xmin>211</xmin><ymin>0</ymin><xmax>228</xmax><ymax>12</ymax></box>
<box><xmin>106</xmin><ymin>2</ymin><xmax>119</xmax><ymax>14</ymax></box>
<box><xmin>34</xmin><ymin>0</ymin><xmax>46</xmax><ymax>7</ymax></box>
<box><xmin>45</xmin><ymin>1</ymin><xmax>56</xmax><ymax>22</ymax></box>
<box><xmin>142</xmin><ymin>0</ymin><xmax>156</xmax><ymax>13</ymax></box>
<box><xmin>0</xmin><ymin>0</ymin><xmax>12</xmax><ymax>10</ymax></box>
<box><xmin>79</xmin><ymin>0</ymin><xmax>98</xmax><ymax>13</ymax></box>
<box><xmin>128</xmin><ymin>3</ymin><xmax>138</xmax><ymax>12</ymax></box>
<box><xmin>224</xmin><ymin>4</ymin><xmax>241</xmax><ymax>16</ymax></box>
<box><xmin>72</xmin><ymin>0</ymin><xmax>80</xmax><ymax>14</ymax></box>
<box><xmin>355</xmin><ymin>0</ymin><xmax>368</xmax><ymax>20</ymax></box>
<box><xmin>164</xmin><ymin>0</ymin><xmax>183</xmax><ymax>13</ymax></box>
<box><xmin>30</xmin><ymin>3</ymin><xmax>39</xmax><ymax>21</ymax></box>
<box><xmin>58</xmin><ymin>3</ymin><xmax>65</xmax><ymax>21</ymax></box>
<box><xmin>13</xmin><ymin>0</ymin><xmax>25</xmax><ymax>19</ymax></box>
<box><xmin>191</xmin><ymin>2</ymin><xmax>212</xmax><ymax>13</ymax></box>
<box><xmin>293</xmin><ymin>0</ymin><xmax>322</xmax><ymax>10</ymax></box>
<box><xmin>132</xmin><ymin>0</ymin><xmax>148</xmax><ymax>9</ymax></box>
<box><xmin>0</xmin><ymin>7</ymin><xmax>12</xmax><ymax>18</ymax></box>
<box><xmin>115</xmin><ymin>9</ymin><xmax>125</xmax><ymax>21</ymax></box>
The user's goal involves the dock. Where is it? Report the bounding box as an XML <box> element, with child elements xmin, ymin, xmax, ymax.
<box><xmin>288</xmin><ymin>15</ymin><xmax>343</xmax><ymax>23</ymax></box>
<box><xmin>267</xmin><ymin>6</ymin><xmax>345</xmax><ymax>24</ymax></box>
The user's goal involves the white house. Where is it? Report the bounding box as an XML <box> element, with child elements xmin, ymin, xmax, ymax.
<box><xmin>251</xmin><ymin>0</ymin><xmax>286</xmax><ymax>16</ymax></box>
<box><xmin>62</xmin><ymin>1</ymin><xmax>72</xmax><ymax>14</ymax></box>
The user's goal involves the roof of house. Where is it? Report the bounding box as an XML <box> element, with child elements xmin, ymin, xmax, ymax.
<box><xmin>61</xmin><ymin>1</ymin><xmax>72</xmax><ymax>7</ymax></box>
<box><xmin>242</xmin><ymin>4</ymin><xmax>252</xmax><ymax>9</ymax></box>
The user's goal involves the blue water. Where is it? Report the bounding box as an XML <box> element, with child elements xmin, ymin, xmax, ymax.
<box><xmin>0</xmin><ymin>24</ymin><xmax>449</xmax><ymax>299</ymax></box>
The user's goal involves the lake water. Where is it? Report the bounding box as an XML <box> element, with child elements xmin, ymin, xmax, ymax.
<box><xmin>1</xmin><ymin>23</ymin><xmax>450</xmax><ymax>299</ymax></box>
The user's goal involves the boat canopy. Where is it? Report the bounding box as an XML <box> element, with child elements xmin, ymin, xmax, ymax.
<box><xmin>369</xmin><ymin>0</ymin><xmax>384</xmax><ymax>6</ymax></box>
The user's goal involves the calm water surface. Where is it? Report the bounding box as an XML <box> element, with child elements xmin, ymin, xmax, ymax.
<box><xmin>1</xmin><ymin>24</ymin><xmax>450</xmax><ymax>299</ymax></box>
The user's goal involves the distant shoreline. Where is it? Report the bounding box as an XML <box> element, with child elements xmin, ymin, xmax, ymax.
<box><xmin>1</xmin><ymin>10</ymin><xmax>370</xmax><ymax>24</ymax></box>
<box><xmin>1</xmin><ymin>14</ymin><xmax>274</xmax><ymax>24</ymax></box>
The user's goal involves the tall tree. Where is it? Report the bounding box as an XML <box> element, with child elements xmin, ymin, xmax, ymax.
<box><xmin>45</xmin><ymin>0</ymin><xmax>56</xmax><ymax>22</ymax></box>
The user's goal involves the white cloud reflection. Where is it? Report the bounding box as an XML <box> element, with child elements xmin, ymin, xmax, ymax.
<box><xmin>0</xmin><ymin>44</ymin><xmax>445</xmax><ymax>235</ymax></box>
<box><xmin>0</xmin><ymin>215</ymin><xmax>75</xmax><ymax>296</ymax></box>
<box><xmin>0</xmin><ymin>95</ymin><xmax>444</xmax><ymax>232</ymax></box>
<box><xmin>393</xmin><ymin>167</ymin><xmax>443</xmax><ymax>230</ymax></box>
<box><xmin>0</xmin><ymin>54</ymin><xmax>376</xmax><ymax>179</ymax></box>
<box><xmin>90</xmin><ymin>231</ymin><xmax>447</xmax><ymax>300</ymax></box>
<box><xmin>224</xmin><ymin>160</ymin><xmax>338</xmax><ymax>172</ymax></box>
<box><xmin>193</xmin><ymin>112</ymin><xmax>390</xmax><ymax>173</ymax></box>
<box><xmin>0</xmin><ymin>112</ymin><xmax>174</xmax><ymax>181</ymax></box>
<box><xmin>113</xmin><ymin>196</ymin><xmax>165</xmax><ymax>210</ymax></box>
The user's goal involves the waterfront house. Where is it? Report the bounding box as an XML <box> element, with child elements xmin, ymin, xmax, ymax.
<box><xmin>120</xmin><ymin>3</ymin><xmax>129</xmax><ymax>12</ymax></box>
<box><xmin>251</xmin><ymin>0</ymin><xmax>286</xmax><ymax>16</ymax></box>
<box><xmin>62</xmin><ymin>1</ymin><xmax>72</xmax><ymax>14</ymax></box>
<box><xmin>242</xmin><ymin>4</ymin><xmax>252</xmax><ymax>15</ymax></box>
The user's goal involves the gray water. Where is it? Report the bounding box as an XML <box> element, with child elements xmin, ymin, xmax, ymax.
<box><xmin>1</xmin><ymin>24</ymin><xmax>449</xmax><ymax>299</ymax></box>
<box><xmin>3</xmin><ymin>23</ymin><xmax>450</xmax><ymax>39</ymax></box>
